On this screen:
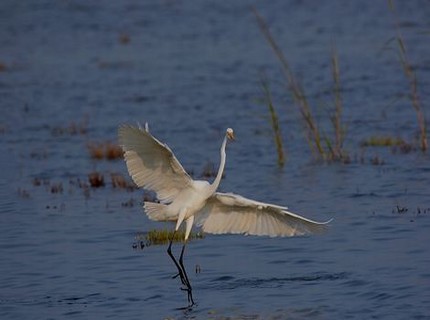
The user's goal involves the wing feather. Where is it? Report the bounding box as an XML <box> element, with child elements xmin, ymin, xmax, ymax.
<box><xmin>195</xmin><ymin>192</ymin><xmax>331</xmax><ymax>237</ymax></box>
<box><xmin>118</xmin><ymin>125</ymin><xmax>193</xmax><ymax>203</ymax></box>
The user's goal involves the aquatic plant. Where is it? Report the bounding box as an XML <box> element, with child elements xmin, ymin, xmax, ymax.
<box><xmin>253</xmin><ymin>8</ymin><xmax>323</xmax><ymax>157</ymax></box>
<box><xmin>144</xmin><ymin>229</ymin><xmax>204</xmax><ymax>246</ymax></box>
<box><xmin>388</xmin><ymin>0</ymin><xmax>427</xmax><ymax>152</ymax></box>
<box><xmin>360</xmin><ymin>136</ymin><xmax>406</xmax><ymax>147</ymax></box>
<box><xmin>360</xmin><ymin>136</ymin><xmax>414</xmax><ymax>154</ymax></box>
<box><xmin>329</xmin><ymin>45</ymin><xmax>347</xmax><ymax>161</ymax></box>
<box><xmin>253</xmin><ymin>7</ymin><xmax>348</xmax><ymax>163</ymax></box>
<box><xmin>259</xmin><ymin>72</ymin><xmax>286</xmax><ymax>167</ymax></box>
<box><xmin>87</xmin><ymin>141</ymin><xmax>123</xmax><ymax>160</ymax></box>
<box><xmin>88</xmin><ymin>171</ymin><xmax>105</xmax><ymax>188</ymax></box>
<box><xmin>50</xmin><ymin>182</ymin><xmax>63</xmax><ymax>194</ymax></box>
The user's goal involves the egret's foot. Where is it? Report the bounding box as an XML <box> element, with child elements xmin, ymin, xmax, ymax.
<box><xmin>167</xmin><ymin>238</ymin><xmax>195</xmax><ymax>306</ymax></box>
<box><xmin>179</xmin><ymin>282</ymin><xmax>194</xmax><ymax>306</ymax></box>
<box><xmin>187</xmin><ymin>288</ymin><xmax>195</xmax><ymax>307</ymax></box>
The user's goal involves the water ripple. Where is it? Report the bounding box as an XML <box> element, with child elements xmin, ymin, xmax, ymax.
<box><xmin>209</xmin><ymin>272</ymin><xmax>349</xmax><ymax>290</ymax></box>
<box><xmin>0</xmin><ymin>292</ymin><xmax>104</xmax><ymax>307</ymax></box>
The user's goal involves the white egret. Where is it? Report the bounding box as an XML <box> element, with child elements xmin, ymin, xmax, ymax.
<box><xmin>118</xmin><ymin>124</ymin><xmax>331</xmax><ymax>306</ymax></box>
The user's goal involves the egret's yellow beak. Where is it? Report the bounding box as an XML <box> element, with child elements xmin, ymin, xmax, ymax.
<box><xmin>226</xmin><ymin>128</ymin><xmax>235</xmax><ymax>141</ymax></box>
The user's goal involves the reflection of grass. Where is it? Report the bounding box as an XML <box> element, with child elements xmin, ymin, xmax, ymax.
<box><xmin>388</xmin><ymin>0</ymin><xmax>427</xmax><ymax>152</ymax></box>
<box><xmin>144</xmin><ymin>229</ymin><xmax>204</xmax><ymax>246</ymax></box>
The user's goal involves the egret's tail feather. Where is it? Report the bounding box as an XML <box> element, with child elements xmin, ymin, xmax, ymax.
<box><xmin>144</xmin><ymin>202</ymin><xmax>169</xmax><ymax>221</ymax></box>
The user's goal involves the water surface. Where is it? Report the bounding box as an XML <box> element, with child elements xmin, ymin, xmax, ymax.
<box><xmin>1</xmin><ymin>1</ymin><xmax>429</xmax><ymax>319</ymax></box>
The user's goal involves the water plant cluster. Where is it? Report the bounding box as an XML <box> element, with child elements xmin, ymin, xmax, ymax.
<box><xmin>135</xmin><ymin>229</ymin><xmax>204</xmax><ymax>246</ymax></box>
<box><xmin>87</xmin><ymin>141</ymin><xmax>123</xmax><ymax>160</ymax></box>
<box><xmin>133</xmin><ymin>229</ymin><xmax>205</xmax><ymax>248</ymax></box>
<box><xmin>254</xmin><ymin>3</ymin><xmax>427</xmax><ymax>167</ymax></box>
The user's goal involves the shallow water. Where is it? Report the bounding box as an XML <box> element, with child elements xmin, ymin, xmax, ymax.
<box><xmin>1</xmin><ymin>0</ymin><xmax>430</xmax><ymax>319</ymax></box>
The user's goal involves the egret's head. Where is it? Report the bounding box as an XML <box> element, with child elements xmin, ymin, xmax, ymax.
<box><xmin>226</xmin><ymin>128</ymin><xmax>235</xmax><ymax>141</ymax></box>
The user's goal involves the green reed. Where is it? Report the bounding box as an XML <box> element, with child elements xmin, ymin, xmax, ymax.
<box><xmin>260</xmin><ymin>72</ymin><xmax>286</xmax><ymax>167</ymax></box>
<box><xmin>388</xmin><ymin>0</ymin><xmax>427</xmax><ymax>151</ymax></box>
<box><xmin>253</xmin><ymin>7</ymin><xmax>348</xmax><ymax>162</ymax></box>
<box><xmin>145</xmin><ymin>229</ymin><xmax>204</xmax><ymax>246</ymax></box>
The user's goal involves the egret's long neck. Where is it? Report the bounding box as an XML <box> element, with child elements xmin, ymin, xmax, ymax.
<box><xmin>210</xmin><ymin>135</ymin><xmax>227</xmax><ymax>194</ymax></box>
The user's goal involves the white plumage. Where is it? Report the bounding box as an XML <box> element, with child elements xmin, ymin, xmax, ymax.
<box><xmin>118</xmin><ymin>124</ymin><xmax>330</xmax><ymax>239</ymax></box>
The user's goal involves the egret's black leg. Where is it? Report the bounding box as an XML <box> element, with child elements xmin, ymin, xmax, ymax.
<box><xmin>167</xmin><ymin>234</ymin><xmax>187</xmax><ymax>288</ymax></box>
<box><xmin>166</xmin><ymin>233</ymin><xmax>195</xmax><ymax>307</ymax></box>
<box><xmin>179</xmin><ymin>243</ymin><xmax>195</xmax><ymax>306</ymax></box>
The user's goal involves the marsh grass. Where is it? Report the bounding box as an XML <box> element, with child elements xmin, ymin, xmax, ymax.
<box><xmin>252</xmin><ymin>7</ymin><xmax>323</xmax><ymax>157</ymax></box>
<box><xmin>361</xmin><ymin>136</ymin><xmax>406</xmax><ymax>147</ymax></box>
<box><xmin>388</xmin><ymin>0</ymin><xmax>427</xmax><ymax>152</ymax></box>
<box><xmin>253</xmin><ymin>7</ymin><xmax>348</xmax><ymax>163</ymax></box>
<box><xmin>361</xmin><ymin>136</ymin><xmax>414</xmax><ymax>154</ymax></box>
<box><xmin>88</xmin><ymin>171</ymin><xmax>105</xmax><ymax>188</ymax></box>
<box><xmin>144</xmin><ymin>229</ymin><xmax>204</xmax><ymax>246</ymax></box>
<box><xmin>260</xmin><ymin>72</ymin><xmax>286</xmax><ymax>166</ymax></box>
<box><xmin>87</xmin><ymin>141</ymin><xmax>123</xmax><ymax>160</ymax></box>
<box><xmin>330</xmin><ymin>45</ymin><xmax>347</xmax><ymax>160</ymax></box>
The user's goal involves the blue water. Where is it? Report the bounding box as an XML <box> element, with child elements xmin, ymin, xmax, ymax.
<box><xmin>1</xmin><ymin>0</ymin><xmax>430</xmax><ymax>319</ymax></box>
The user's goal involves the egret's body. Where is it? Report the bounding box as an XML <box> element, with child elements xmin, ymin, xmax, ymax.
<box><xmin>118</xmin><ymin>124</ymin><xmax>331</xmax><ymax>306</ymax></box>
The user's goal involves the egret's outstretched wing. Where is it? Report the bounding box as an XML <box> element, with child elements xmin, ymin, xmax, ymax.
<box><xmin>195</xmin><ymin>192</ymin><xmax>331</xmax><ymax>237</ymax></box>
<box><xmin>118</xmin><ymin>125</ymin><xmax>193</xmax><ymax>203</ymax></box>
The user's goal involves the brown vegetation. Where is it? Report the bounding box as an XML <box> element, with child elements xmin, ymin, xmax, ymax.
<box><xmin>88</xmin><ymin>141</ymin><xmax>123</xmax><ymax>160</ymax></box>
